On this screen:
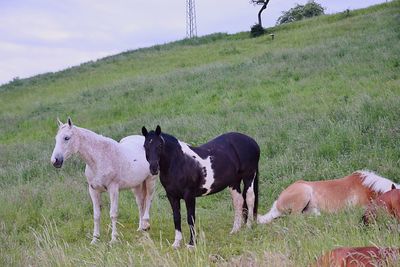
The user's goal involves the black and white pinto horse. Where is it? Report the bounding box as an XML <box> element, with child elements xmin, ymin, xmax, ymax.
<box><xmin>142</xmin><ymin>126</ymin><xmax>260</xmax><ymax>248</ymax></box>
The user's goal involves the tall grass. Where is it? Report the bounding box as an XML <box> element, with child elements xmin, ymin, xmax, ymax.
<box><xmin>0</xmin><ymin>1</ymin><xmax>400</xmax><ymax>266</ymax></box>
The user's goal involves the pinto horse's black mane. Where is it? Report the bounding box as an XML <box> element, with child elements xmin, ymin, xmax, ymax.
<box><xmin>148</xmin><ymin>130</ymin><xmax>208</xmax><ymax>159</ymax></box>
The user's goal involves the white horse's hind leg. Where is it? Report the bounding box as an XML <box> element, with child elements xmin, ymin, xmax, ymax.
<box><xmin>133</xmin><ymin>184</ymin><xmax>146</xmax><ymax>231</ymax></box>
<box><xmin>108</xmin><ymin>184</ymin><xmax>119</xmax><ymax>243</ymax></box>
<box><xmin>142</xmin><ymin>176</ymin><xmax>157</xmax><ymax>230</ymax></box>
<box><xmin>229</xmin><ymin>187</ymin><xmax>244</xmax><ymax>234</ymax></box>
<box><xmin>89</xmin><ymin>186</ymin><xmax>101</xmax><ymax>244</ymax></box>
<box><xmin>257</xmin><ymin>201</ymin><xmax>282</xmax><ymax>224</ymax></box>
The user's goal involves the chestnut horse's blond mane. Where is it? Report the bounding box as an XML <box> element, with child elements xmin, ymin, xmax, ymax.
<box><xmin>357</xmin><ymin>170</ymin><xmax>399</xmax><ymax>193</ymax></box>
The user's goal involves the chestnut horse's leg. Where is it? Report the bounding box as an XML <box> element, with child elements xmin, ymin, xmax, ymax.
<box><xmin>258</xmin><ymin>201</ymin><xmax>282</xmax><ymax>224</ymax></box>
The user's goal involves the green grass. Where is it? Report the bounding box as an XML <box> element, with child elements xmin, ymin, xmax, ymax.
<box><xmin>1</xmin><ymin>1</ymin><xmax>400</xmax><ymax>266</ymax></box>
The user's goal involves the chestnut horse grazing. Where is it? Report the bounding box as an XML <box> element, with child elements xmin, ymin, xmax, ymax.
<box><xmin>362</xmin><ymin>184</ymin><xmax>400</xmax><ymax>224</ymax></box>
<box><xmin>51</xmin><ymin>118</ymin><xmax>157</xmax><ymax>244</ymax></box>
<box><xmin>314</xmin><ymin>247</ymin><xmax>400</xmax><ymax>267</ymax></box>
<box><xmin>258</xmin><ymin>171</ymin><xmax>399</xmax><ymax>224</ymax></box>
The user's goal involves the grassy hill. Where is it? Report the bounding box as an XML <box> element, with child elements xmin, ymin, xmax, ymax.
<box><xmin>1</xmin><ymin>1</ymin><xmax>400</xmax><ymax>266</ymax></box>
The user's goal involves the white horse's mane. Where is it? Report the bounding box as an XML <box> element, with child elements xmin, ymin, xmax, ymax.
<box><xmin>76</xmin><ymin>126</ymin><xmax>117</xmax><ymax>144</ymax></box>
<box><xmin>357</xmin><ymin>170</ymin><xmax>399</xmax><ymax>193</ymax></box>
<box><xmin>58</xmin><ymin>124</ymin><xmax>117</xmax><ymax>145</ymax></box>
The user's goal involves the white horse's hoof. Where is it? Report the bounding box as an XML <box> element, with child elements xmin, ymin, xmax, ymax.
<box><xmin>109</xmin><ymin>238</ymin><xmax>118</xmax><ymax>245</ymax></box>
<box><xmin>142</xmin><ymin>220</ymin><xmax>151</xmax><ymax>231</ymax></box>
<box><xmin>90</xmin><ymin>237</ymin><xmax>99</xmax><ymax>245</ymax></box>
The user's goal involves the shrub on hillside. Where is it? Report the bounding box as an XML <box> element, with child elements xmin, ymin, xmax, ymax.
<box><xmin>250</xmin><ymin>24</ymin><xmax>265</xmax><ymax>38</ymax></box>
<box><xmin>277</xmin><ymin>1</ymin><xmax>324</xmax><ymax>25</ymax></box>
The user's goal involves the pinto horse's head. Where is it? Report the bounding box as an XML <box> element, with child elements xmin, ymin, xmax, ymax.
<box><xmin>51</xmin><ymin>117</ymin><xmax>79</xmax><ymax>168</ymax></box>
<box><xmin>142</xmin><ymin>125</ymin><xmax>163</xmax><ymax>175</ymax></box>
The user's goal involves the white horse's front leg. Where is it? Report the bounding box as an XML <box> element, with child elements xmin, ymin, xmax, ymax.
<box><xmin>108</xmin><ymin>184</ymin><xmax>119</xmax><ymax>243</ymax></box>
<box><xmin>142</xmin><ymin>176</ymin><xmax>157</xmax><ymax>230</ymax></box>
<box><xmin>89</xmin><ymin>186</ymin><xmax>101</xmax><ymax>244</ymax></box>
<box><xmin>133</xmin><ymin>184</ymin><xmax>146</xmax><ymax>231</ymax></box>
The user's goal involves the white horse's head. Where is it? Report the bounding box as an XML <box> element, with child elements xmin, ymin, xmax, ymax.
<box><xmin>51</xmin><ymin>117</ymin><xmax>80</xmax><ymax>168</ymax></box>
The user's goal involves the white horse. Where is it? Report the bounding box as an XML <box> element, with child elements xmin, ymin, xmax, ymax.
<box><xmin>51</xmin><ymin>117</ymin><xmax>156</xmax><ymax>244</ymax></box>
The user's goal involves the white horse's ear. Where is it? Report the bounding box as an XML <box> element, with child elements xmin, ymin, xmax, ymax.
<box><xmin>67</xmin><ymin>117</ymin><xmax>73</xmax><ymax>128</ymax></box>
<box><xmin>57</xmin><ymin>117</ymin><xmax>63</xmax><ymax>128</ymax></box>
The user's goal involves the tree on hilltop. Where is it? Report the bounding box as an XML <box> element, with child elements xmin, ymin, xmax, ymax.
<box><xmin>251</xmin><ymin>0</ymin><xmax>271</xmax><ymax>28</ymax></box>
<box><xmin>277</xmin><ymin>1</ymin><xmax>324</xmax><ymax>25</ymax></box>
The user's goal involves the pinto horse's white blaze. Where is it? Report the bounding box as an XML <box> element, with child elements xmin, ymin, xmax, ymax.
<box><xmin>178</xmin><ymin>141</ymin><xmax>215</xmax><ymax>195</ymax></box>
<box><xmin>258</xmin><ymin>170</ymin><xmax>399</xmax><ymax>225</ymax></box>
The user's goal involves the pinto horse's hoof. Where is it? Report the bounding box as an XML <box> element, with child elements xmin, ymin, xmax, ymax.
<box><xmin>172</xmin><ymin>241</ymin><xmax>181</xmax><ymax>249</ymax></box>
<box><xmin>186</xmin><ymin>244</ymin><xmax>195</xmax><ymax>250</ymax></box>
<box><xmin>230</xmin><ymin>228</ymin><xmax>240</xmax><ymax>234</ymax></box>
<box><xmin>137</xmin><ymin>226</ymin><xmax>150</xmax><ymax>232</ymax></box>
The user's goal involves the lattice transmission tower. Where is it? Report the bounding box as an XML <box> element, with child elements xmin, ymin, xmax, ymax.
<box><xmin>186</xmin><ymin>0</ymin><xmax>197</xmax><ymax>38</ymax></box>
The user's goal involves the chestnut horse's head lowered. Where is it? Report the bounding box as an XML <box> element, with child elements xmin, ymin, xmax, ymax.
<box><xmin>363</xmin><ymin>184</ymin><xmax>400</xmax><ymax>225</ymax></box>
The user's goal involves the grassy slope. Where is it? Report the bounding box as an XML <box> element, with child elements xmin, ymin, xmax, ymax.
<box><xmin>1</xmin><ymin>1</ymin><xmax>400</xmax><ymax>266</ymax></box>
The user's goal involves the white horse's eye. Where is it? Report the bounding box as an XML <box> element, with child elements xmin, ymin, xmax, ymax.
<box><xmin>64</xmin><ymin>136</ymin><xmax>70</xmax><ymax>141</ymax></box>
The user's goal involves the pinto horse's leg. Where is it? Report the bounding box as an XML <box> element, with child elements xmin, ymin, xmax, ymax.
<box><xmin>132</xmin><ymin>184</ymin><xmax>146</xmax><ymax>231</ymax></box>
<box><xmin>242</xmin><ymin>174</ymin><xmax>257</xmax><ymax>228</ymax></box>
<box><xmin>108</xmin><ymin>183</ymin><xmax>119</xmax><ymax>243</ymax></box>
<box><xmin>229</xmin><ymin>185</ymin><xmax>244</xmax><ymax>234</ymax></box>
<box><xmin>167</xmin><ymin>194</ymin><xmax>182</xmax><ymax>249</ymax></box>
<box><xmin>89</xmin><ymin>186</ymin><xmax>101</xmax><ymax>244</ymax></box>
<box><xmin>184</xmin><ymin>196</ymin><xmax>196</xmax><ymax>247</ymax></box>
<box><xmin>142</xmin><ymin>176</ymin><xmax>157</xmax><ymax>230</ymax></box>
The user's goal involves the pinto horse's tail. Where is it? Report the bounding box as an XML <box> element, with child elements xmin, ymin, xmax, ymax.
<box><xmin>254</xmin><ymin>167</ymin><xmax>259</xmax><ymax>218</ymax></box>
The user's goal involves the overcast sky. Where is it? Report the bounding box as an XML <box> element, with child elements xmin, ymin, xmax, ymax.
<box><xmin>0</xmin><ymin>0</ymin><xmax>389</xmax><ymax>85</ymax></box>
